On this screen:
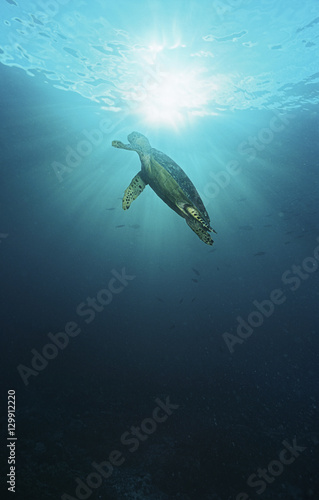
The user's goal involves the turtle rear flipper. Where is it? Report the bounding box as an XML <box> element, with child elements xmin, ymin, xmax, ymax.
<box><xmin>184</xmin><ymin>204</ymin><xmax>214</xmax><ymax>232</ymax></box>
<box><xmin>122</xmin><ymin>171</ymin><xmax>147</xmax><ymax>210</ymax></box>
<box><xmin>186</xmin><ymin>218</ymin><xmax>214</xmax><ymax>246</ymax></box>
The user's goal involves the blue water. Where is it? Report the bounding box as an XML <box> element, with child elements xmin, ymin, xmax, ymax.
<box><xmin>0</xmin><ymin>1</ymin><xmax>318</xmax><ymax>499</ymax></box>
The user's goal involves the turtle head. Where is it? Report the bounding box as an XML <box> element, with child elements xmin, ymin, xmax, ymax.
<box><xmin>128</xmin><ymin>132</ymin><xmax>151</xmax><ymax>153</ymax></box>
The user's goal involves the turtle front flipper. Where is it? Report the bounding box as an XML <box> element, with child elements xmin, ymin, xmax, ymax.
<box><xmin>122</xmin><ymin>171</ymin><xmax>147</xmax><ymax>210</ymax></box>
<box><xmin>186</xmin><ymin>218</ymin><xmax>214</xmax><ymax>246</ymax></box>
<box><xmin>112</xmin><ymin>140</ymin><xmax>133</xmax><ymax>151</ymax></box>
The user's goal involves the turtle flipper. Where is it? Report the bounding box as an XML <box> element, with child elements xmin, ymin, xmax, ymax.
<box><xmin>186</xmin><ymin>218</ymin><xmax>214</xmax><ymax>246</ymax></box>
<box><xmin>122</xmin><ymin>171</ymin><xmax>146</xmax><ymax>210</ymax></box>
<box><xmin>112</xmin><ymin>140</ymin><xmax>133</xmax><ymax>151</ymax></box>
<box><xmin>184</xmin><ymin>205</ymin><xmax>215</xmax><ymax>232</ymax></box>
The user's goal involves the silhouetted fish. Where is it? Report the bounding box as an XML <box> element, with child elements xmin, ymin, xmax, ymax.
<box><xmin>179</xmin><ymin>298</ymin><xmax>183</xmax><ymax>303</ymax></box>
<box><xmin>115</xmin><ymin>224</ymin><xmax>125</xmax><ymax>228</ymax></box>
<box><xmin>239</xmin><ymin>225</ymin><xmax>253</xmax><ymax>231</ymax></box>
<box><xmin>129</xmin><ymin>224</ymin><xmax>140</xmax><ymax>229</ymax></box>
<box><xmin>192</xmin><ymin>279</ymin><xmax>198</xmax><ymax>283</ymax></box>
<box><xmin>254</xmin><ymin>252</ymin><xmax>266</xmax><ymax>256</ymax></box>
<box><xmin>156</xmin><ymin>297</ymin><xmax>164</xmax><ymax>302</ymax></box>
<box><xmin>192</xmin><ymin>268</ymin><xmax>200</xmax><ymax>276</ymax></box>
<box><xmin>263</xmin><ymin>224</ymin><xmax>272</xmax><ymax>227</ymax></box>
<box><xmin>237</xmin><ymin>198</ymin><xmax>247</xmax><ymax>202</ymax></box>
<box><xmin>169</xmin><ymin>324</ymin><xmax>176</xmax><ymax>330</ymax></box>
<box><xmin>191</xmin><ymin>297</ymin><xmax>196</xmax><ymax>302</ymax></box>
<box><xmin>106</xmin><ymin>207</ymin><xmax>115</xmax><ymax>211</ymax></box>
<box><xmin>285</xmin><ymin>231</ymin><xmax>294</xmax><ymax>234</ymax></box>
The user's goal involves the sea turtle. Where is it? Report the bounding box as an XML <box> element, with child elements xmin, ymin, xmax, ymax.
<box><xmin>112</xmin><ymin>132</ymin><xmax>216</xmax><ymax>245</ymax></box>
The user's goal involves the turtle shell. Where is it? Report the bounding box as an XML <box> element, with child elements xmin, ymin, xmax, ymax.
<box><xmin>147</xmin><ymin>147</ymin><xmax>211</xmax><ymax>225</ymax></box>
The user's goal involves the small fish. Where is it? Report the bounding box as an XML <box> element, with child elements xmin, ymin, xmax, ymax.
<box><xmin>192</xmin><ymin>267</ymin><xmax>200</xmax><ymax>276</ymax></box>
<box><xmin>115</xmin><ymin>224</ymin><xmax>125</xmax><ymax>228</ymax></box>
<box><xmin>263</xmin><ymin>224</ymin><xmax>272</xmax><ymax>227</ymax></box>
<box><xmin>239</xmin><ymin>225</ymin><xmax>253</xmax><ymax>231</ymax></box>
<box><xmin>179</xmin><ymin>298</ymin><xmax>183</xmax><ymax>303</ymax></box>
<box><xmin>129</xmin><ymin>224</ymin><xmax>140</xmax><ymax>229</ymax></box>
<box><xmin>285</xmin><ymin>231</ymin><xmax>294</xmax><ymax>235</ymax></box>
<box><xmin>156</xmin><ymin>297</ymin><xmax>164</xmax><ymax>302</ymax></box>
<box><xmin>237</xmin><ymin>198</ymin><xmax>247</xmax><ymax>202</ymax></box>
<box><xmin>169</xmin><ymin>324</ymin><xmax>176</xmax><ymax>330</ymax></box>
<box><xmin>254</xmin><ymin>252</ymin><xmax>266</xmax><ymax>256</ymax></box>
<box><xmin>191</xmin><ymin>297</ymin><xmax>196</xmax><ymax>302</ymax></box>
<box><xmin>208</xmin><ymin>249</ymin><xmax>216</xmax><ymax>253</ymax></box>
<box><xmin>284</xmin><ymin>241</ymin><xmax>290</xmax><ymax>245</ymax></box>
<box><xmin>106</xmin><ymin>207</ymin><xmax>115</xmax><ymax>211</ymax></box>
<box><xmin>192</xmin><ymin>278</ymin><xmax>198</xmax><ymax>283</ymax></box>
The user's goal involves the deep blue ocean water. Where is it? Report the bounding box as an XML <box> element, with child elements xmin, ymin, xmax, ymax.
<box><xmin>0</xmin><ymin>1</ymin><xmax>318</xmax><ymax>499</ymax></box>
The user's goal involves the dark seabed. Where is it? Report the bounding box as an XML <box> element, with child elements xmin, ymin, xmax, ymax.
<box><xmin>0</xmin><ymin>1</ymin><xmax>319</xmax><ymax>499</ymax></box>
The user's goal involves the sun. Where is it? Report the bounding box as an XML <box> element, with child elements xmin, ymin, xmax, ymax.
<box><xmin>126</xmin><ymin>43</ymin><xmax>217</xmax><ymax>126</ymax></box>
<box><xmin>139</xmin><ymin>69</ymin><xmax>210</xmax><ymax>125</ymax></box>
